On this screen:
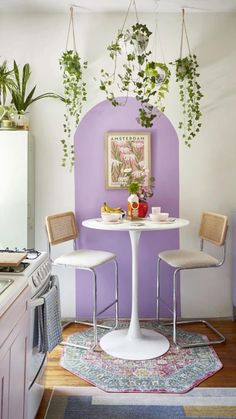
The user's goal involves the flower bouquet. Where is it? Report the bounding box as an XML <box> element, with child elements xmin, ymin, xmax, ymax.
<box><xmin>122</xmin><ymin>167</ymin><xmax>155</xmax><ymax>218</ymax></box>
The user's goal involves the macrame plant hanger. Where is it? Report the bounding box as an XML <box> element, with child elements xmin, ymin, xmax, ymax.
<box><xmin>112</xmin><ymin>0</ymin><xmax>140</xmax><ymax>105</ymax></box>
<box><xmin>176</xmin><ymin>8</ymin><xmax>203</xmax><ymax>147</ymax></box>
<box><xmin>66</xmin><ymin>6</ymin><xmax>77</xmax><ymax>53</ymax></box>
<box><xmin>179</xmin><ymin>8</ymin><xmax>191</xmax><ymax>59</ymax></box>
<box><xmin>152</xmin><ymin>0</ymin><xmax>166</xmax><ymax>64</ymax></box>
<box><xmin>60</xmin><ymin>6</ymin><xmax>87</xmax><ymax>170</ymax></box>
<box><xmin>120</xmin><ymin>0</ymin><xmax>139</xmax><ymax>34</ymax></box>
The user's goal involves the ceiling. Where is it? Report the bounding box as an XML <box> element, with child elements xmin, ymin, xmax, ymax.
<box><xmin>1</xmin><ymin>0</ymin><xmax>236</xmax><ymax>13</ymax></box>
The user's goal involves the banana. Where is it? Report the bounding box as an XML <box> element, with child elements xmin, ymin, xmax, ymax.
<box><xmin>106</xmin><ymin>203</ymin><xmax>122</xmax><ymax>213</ymax></box>
<box><xmin>101</xmin><ymin>202</ymin><xmax>122</xmax><ymax>213</ymax></box>
<box><xmin>101</xmin><ymin>202</ymin><xmax>108</xmax><ymax>213</ymax></box>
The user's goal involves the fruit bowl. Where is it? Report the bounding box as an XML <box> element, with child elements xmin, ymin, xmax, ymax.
<box><xmin>101</xmin><ymin>212</ymin><xmax>122</xmax><ymax>222</ymax></box>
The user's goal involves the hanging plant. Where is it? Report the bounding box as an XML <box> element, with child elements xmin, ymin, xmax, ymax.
<box><xmin>59</xmin><ymin>7</ymin><xmax>87</xmax><ymax>170</ymax></box>
<box><xmin>171</xmin><ymin>10</ymin><xmax>203</xmax><ymax>147</ymax></box>
<box><xmin>99</xmin><ymin>2</ymin><xmax>170</xmax><ymax>128</ymax></box>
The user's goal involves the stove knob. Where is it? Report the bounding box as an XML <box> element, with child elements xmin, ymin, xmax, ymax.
<box><xmin>46</xmin><ymin>262</ymin><xmax>51</xmax><ymax>274</ymax></box>
<box><xmin>35</xmin><ymin>272</ymin><xmax>41</xmax><ymax>286</ymax></box>
<box><xmin>32</xmin><ymin>275</ymin><xmax>37</xmax><ymax>287</ymax></box>
<box><xmin>32</xmin><ymin>275</ymin><xmax>40</xmax><ymax>287</ymax></box>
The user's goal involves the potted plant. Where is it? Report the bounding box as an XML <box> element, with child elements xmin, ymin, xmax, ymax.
<box><xmin>100</xmin><ymin>22</ymin><xmax>170</xmax><ymax>128</ymax></box>
<box><xmin>0</xmin><ymin>60</ymin><xmax>16</xmax><ymax>106</ymax></box>
<box><xmin>59</xmin><ymin>50</ymin><xmax>87</xmax><ymax>170</ymax></box>
<box><xmin>172</xmin><ymin>54</ymin><xmax>203</xmax><ymax>147</ymax></box>
<box><xmin>11</xmin><ymin>61</ymin><xmax>63</xmax><ymax>130</ymax></box>
<box><xmin>0</xmin><ymin>104</ymin><xmax>16</xmax><ymax>129</ymax></box>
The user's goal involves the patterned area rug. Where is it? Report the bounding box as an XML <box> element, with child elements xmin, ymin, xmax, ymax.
<box><xmin>44</xmin><ymin>386</ymin><xmax>236</xmax><ymax>419</ymax></box>
<box><xmin>60</xmin><ymin>321</ymin><xmax>222</xmax><ymax>393</ymax></box>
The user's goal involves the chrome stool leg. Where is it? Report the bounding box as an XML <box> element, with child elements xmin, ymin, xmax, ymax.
<box><xmin>113</xmin><ymin>258</ymin><xmax>119</xmax><ymax>329</ymax></box>
<box><xmin>61</xmin><ymin>258</ymin><xmax>119</xmax><ymax>351</ymax></box>
<box><xmin>172</xmin><ymin>269</ymin><xmax>179</xmax><ymax>346</ymax></box>
<box><xmin>172</xmin><ymin>268</ymin><xmax>225</xmax><ymax>348</ymax></box>
<box><xmin>156</xmin><ymin>257</ymin><xmax>161</xmax><ymax>322</ymax></box>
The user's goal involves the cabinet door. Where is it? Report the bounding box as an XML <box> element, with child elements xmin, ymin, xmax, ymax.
<box><xmin>9</xmin><ymin>312</ymin><xmax>28</xmax><ymax>419</ymax></box>
<box><xmin>0</xmin><ymin>287</ymin><xmax>29</xmax><ymax>419</ymax></box>
<box><xmin>0</xmin><ymin>350</ymin><xmax>10</xmax><ymax>419</ymax></box>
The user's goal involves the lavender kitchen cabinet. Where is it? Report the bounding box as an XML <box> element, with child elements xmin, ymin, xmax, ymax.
<box><xmin>0</xmin><ymin>131</ymin><xmax>34</xmax><ymax>249</ymax></box>
<box><xmin>0</xmin><ymin>350</ymin><xmax>10</xmax><ymax>418</ymax></box>
<box><xmin>0</xmin><ymin>286</ymin><xmax>30</xmax><ymax>419</ymax></box>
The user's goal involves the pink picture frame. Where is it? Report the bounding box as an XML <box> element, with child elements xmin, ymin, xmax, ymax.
<box><xmin>104</xmin><ymin>131</ymin><xmax>151</xmax><ymax>189</ymax></box>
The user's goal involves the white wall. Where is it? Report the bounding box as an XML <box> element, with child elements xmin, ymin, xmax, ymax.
<box><xmin>0</xmin><ymin>11</ymin><xmax>235</xmax><ymax>318</ymax></box>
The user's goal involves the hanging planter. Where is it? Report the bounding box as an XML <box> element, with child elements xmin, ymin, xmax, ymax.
<box><xmin>99</xmin><ymin>1</ymin><xmax>170</xmax><ymax>128</ymax></box>
<box><xmin>171</xmin><ymin>10</ymin><xmax>203</xmax><ymax>147</ymax></box>
<box><xmin>59</xmin><ymin>7</ymin><xmax>87</xmax><ymax>170</ymax></box>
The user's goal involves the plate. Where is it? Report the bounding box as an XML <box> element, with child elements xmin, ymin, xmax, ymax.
<box><xmin>96</xmin><ymin>219</ymin><xmax>123</xmax><ymax>225</ymax></box>
<box><xmin>129</xmin><ymin>222</ymin><xmax>145</xmax><ymax>227</ymax></box>
<box><xmin>148</xmin><ymin>217</ymin><xmax>176</xmax><ymax>224</ymax></box>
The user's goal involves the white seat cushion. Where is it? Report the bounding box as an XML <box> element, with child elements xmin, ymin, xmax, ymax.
<box><xmin>54</xmin><ymin>249</ymin><xmax>115</xmax><ymax>269</ymax></box>
<box><xmin>159</xmin><ymin>249</ymin><xmax>219</xmax><ymax>269</ymax></box>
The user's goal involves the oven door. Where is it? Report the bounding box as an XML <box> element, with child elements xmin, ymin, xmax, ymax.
<box><xmin>28</xmin><ymin>275</ymin><xmax>57</xmax><ymax>419</ymax></box>
<box><xmin>28</xmin><ymin>278</ymin><xmax>51</xmax><ymax>389</ymax></box>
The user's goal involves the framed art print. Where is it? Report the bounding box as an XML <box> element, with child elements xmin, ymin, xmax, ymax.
<box><xmin>104</xmin><ymin>131</ymin><xmax>151</xmax><ymax>189</ymax></box>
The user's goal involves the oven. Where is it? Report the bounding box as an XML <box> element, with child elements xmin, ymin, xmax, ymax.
<box><xmin>0</xmin><ymin>249</ymin><xmax>52</xmax><ymax>419</ymax></box>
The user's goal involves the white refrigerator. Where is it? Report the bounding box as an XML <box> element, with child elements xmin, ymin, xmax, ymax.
<box><xmin>0</xmin><ymin>130</ymin><xmax>34</xmax><ymax>249</ymax></box>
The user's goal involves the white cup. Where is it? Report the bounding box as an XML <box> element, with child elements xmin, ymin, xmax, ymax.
<box><xmin>158</xmin><ymin>212</ymin><xmax>169</xmax><ymax>221</ymax></box>
<box><xmin>152</xmin><ymin>207</ymin><xmax>161</xmax><ymax>214</ymax></box>
<box><xmin>149</xmin><ymin>213</ymin><xmax>160</xmax><ymax>221</ymax></box>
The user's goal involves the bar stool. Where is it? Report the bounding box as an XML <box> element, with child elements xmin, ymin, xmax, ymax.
<box><xmin>45</xmin><ymin>211</ymin><xmax>119</xmax><ymax>350</ymax></box>
<box><xmin>156</xmin><ymin>211</ymin><xmax>228</xmax><ymax>348</ymax></box>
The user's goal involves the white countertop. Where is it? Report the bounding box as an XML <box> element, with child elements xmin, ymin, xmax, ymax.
<box><xmin>0</xmin><ymin>276</ymin><xmax>28</xmax><ymax>317</ymax></box>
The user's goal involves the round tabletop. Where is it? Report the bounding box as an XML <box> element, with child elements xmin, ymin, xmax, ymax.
<box><xmin>82</xmin><ymin>217</ymin><xmax>189</xmax><ymax>232</ymax></box>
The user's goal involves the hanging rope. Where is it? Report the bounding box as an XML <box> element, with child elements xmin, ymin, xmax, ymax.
<box><xmin>121</xmin><ymin>0</ymin><xmax>139</xmax><ymax>33</ymax></box>
<box><xmin>121</xmin><ymin>0</ymin><xmax>133</xmax><ymax>33</ymax></box>
<box><xmin>133</xmin><ymin>0</ymin><xmax>139</xmax><ymax>24</ymax></box>
<box><xmin>66</xmin><ymin>6</ymin><xmax>77</xmax><ymax>52</ymax></box>
<box><xmin>179</xmin><ymin>8</ymin><xmax>191</xmax><ymax>58</ymax></box>
<box><xmin>152</xmin><ymin>2</ymin><xmax>166</xmax><ymax>63</ymax></box>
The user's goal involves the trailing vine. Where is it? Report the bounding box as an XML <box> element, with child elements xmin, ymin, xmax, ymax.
<box><xmin>59</xmin><ymin>7</ymin><xmax>87</xmax><ymax>170</ymax></box>
<box><xmin>173</xmin><ymin>55</ymin><xmax>203</xmax><ymax>146</ymax></box>
<box><xmin>100</xmin><ymin>20</ymin><xmax>170</xmax><ymax>128</ymax></box>
<box><xmin>171</xmin><ymin>9</ymin><xmax>203</xmax><ymax>147</ymax></box>
<box><xmin>59</xmin><ymin>50</ymin><xmax>87</xmax><ymax>169</ymax></box>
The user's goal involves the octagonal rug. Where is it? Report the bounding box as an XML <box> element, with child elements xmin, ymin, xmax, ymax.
<box><xmin>60</xmin><ymin>321</ymin><xmax>222</xmax><ymax>393</ymax></box>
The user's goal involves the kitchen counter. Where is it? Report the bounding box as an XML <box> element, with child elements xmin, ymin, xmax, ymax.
<box><xmin>0</xmin><ymin>275</ymin><xmax>28</xmax><ymax>317</ymax></box>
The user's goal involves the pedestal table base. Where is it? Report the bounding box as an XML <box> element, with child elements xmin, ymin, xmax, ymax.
<box><xmin>100</xmin><ymin>328</ymin><xmax>170</xmax><ymax>360</ymax></box>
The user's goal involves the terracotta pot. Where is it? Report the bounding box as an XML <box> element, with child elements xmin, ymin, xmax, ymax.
<box><xmin>138</xmin><ymin>200</ymin><xmax>148</xmax><ymax>218</ymax></box>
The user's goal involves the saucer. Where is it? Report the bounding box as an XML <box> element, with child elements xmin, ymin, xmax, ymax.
<box><xmin>148</xmin><ymin>217</ymin><xmax>176</xmax><ymax>224</ymax></box>
<box><xmin>99</xmin><ymin>219</ymin><xmax>123</xmax><ymax>224</ymax></box>
<box><xmin>129</xmin><ymin>222</ymin><xmax>145</xmax><ymax>227</ymax></box>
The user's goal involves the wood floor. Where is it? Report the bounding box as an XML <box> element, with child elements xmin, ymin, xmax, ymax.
<box><xmin>35</xmin><ymin>320</ymin><xmax>236</xmax><ymax>419</ymax></box>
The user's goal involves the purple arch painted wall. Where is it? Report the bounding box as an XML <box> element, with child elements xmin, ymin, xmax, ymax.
<box><xmin>74</xmin><ymin>97</ymin><xmax>179</xmax><ymax>319</ymax></box>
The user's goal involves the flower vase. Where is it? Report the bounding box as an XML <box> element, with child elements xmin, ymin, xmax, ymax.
<box><xmin>138</xmin><ymin>200</ymin><xmax>148</xmax><ymax>218</ymax></box>
<box><xmin>14</xmin><ymin>113</ymin><xmax>29</xmax><ymax>130</ymax></box>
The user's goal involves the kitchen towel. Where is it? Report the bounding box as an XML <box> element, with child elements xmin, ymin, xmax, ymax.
<box><xmin>38</xmin><ymin>275</ymin><xmax>62</xmax><ymax>352</ymax></box>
